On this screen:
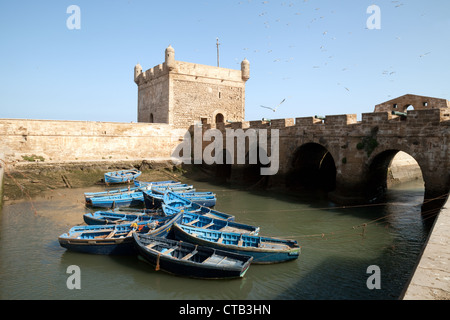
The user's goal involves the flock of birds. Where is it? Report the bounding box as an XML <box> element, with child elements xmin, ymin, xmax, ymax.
<box><xmin>232</xmin><ymin>0</ymin><xmax>436</xmax><ymax>114</ymax></box>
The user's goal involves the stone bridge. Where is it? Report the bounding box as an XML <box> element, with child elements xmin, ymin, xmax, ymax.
<box><xmin>194</xmin><ymin>95</ymin><xmax>450</xmax><ymax>213</ymax></box>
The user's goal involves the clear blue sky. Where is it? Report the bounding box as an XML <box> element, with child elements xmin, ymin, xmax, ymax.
<box><xmin>1</xmin><ymin>0</ymin><xmax>449</xmax><ymax>122</ymax></box>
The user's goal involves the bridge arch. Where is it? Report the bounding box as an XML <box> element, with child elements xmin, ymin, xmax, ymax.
<box><xmin>240</xmin><ymin>145</ymin><xmax>270</xmax><ymax>186</ymax></box>
<box><xmin>286</xmin><ymin>142</ymin><xmax>337</xmax><ymax>192</ymax></box>
<box><xmin>365</xmin><ymin>149</ymin><xmax>424</xmax><ymax>202</ymax></box>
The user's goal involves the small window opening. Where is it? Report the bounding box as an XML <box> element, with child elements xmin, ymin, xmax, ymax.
<box><xmin>406</xmin><ymin>105</ymin><xmax>414</xmax><ymax>112</ymax></box>
<box><xmin>215</xmin><ymin>113</ymin><xmax>224</xmax><ymax>123</ymax></box>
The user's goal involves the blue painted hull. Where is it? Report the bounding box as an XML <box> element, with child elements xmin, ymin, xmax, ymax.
<box><xmin>104</xmin><ymin>170</ymin><xmax>141</xmax><ymax>184</ymax></box>
<box><xmin>58</xmin><ymin>213</ymin><xmax>182</xmax><ymax>255</ymax></box>
<box><xmin>87</xmin><ymin>183</ymin><xmax>196</xmax><ymax>208</ymax></box>
<box><xmin>85</xmin><ymin>180</ymin><xmax>178</xmax><ymax>201</ymax></box>
<box><xmin>134</xmin><ymin>180</ymin><xmax>178</xmax><ymax>188</ymax></box>
<box><xmin>83</xmin><ymin>210</ymin><xmax>161</xmax><ymax>225</ymax></box>
<box><xmin>85</xmin><ymin>187</ymin><xmax>140</xmax><ymax>202</ymax></box>
<box><xmin>163</xmin><ymin>192</ymin><xmax>234</xmax><ymax>221</ymax></box>
<box><xmin>143</xmin><ymin>191</ymin><xmax>216</xmax><ymax>209</ymax></box>
<box><xmin>89</xmin><ymin>192</ymin><xmax>144</xmax><ymax>208</ymax></box>
<box><xmin>172</xmin><ymin>223</ymin><xmax>300</xmax><ymax>264</ymax></box>
<box><xmin>180</xmin><ymin>210</ymin><xmax>260</xmax><ymax>235</ymax></box>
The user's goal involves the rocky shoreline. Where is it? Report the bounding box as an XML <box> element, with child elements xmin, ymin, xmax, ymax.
<box><xmin>1</xmin><ymin>159</ymin><xmax>187</xmax><ymax>202</ymax></box>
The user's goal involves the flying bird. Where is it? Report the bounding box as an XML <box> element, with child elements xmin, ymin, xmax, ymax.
<box><xmin>260</xmin><ymin>99</ymin><xmax>286</xmax><ymax>112</ymax></box>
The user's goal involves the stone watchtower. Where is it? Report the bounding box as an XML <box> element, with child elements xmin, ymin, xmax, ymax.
<box><xmin>134</xmin><ymin>45</ymin><xmax>250</xmax><ymax>127</ymax></box>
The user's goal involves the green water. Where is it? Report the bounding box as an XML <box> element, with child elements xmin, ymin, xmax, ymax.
<box><xmin>0</xmin><ymin>179</ymin><xmax>429</xmax><ymax>300</ymax></box>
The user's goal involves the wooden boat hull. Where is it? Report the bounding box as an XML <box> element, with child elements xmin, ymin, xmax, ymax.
<box><xmin>172</xmin><ymin>223</ymin><xmax>300</xmax><ymax>264</ymax></box>
<box><xmin>163</xmin><ymin>205</ymin><xmax>259</xmax><ymax>235</ymax></box>
<box><xmin>104</xmin><ymin>170</ymin><xmax>142</xmax><ymax>184</ymax></box>
<box><xmin>181</xmin><ymin>211</ymin><xmax>259</xmax><ymax>235</ymax></box>
<box><xmin>133</xmin><ymin>234</ymin><xmax>253</xmax><ymax>279</ymax></box>
<box><xmin>163</xmin><ymin>192</ymin><xmax>235</xmax><ymax>221</ymax></box>
<box><xmin>88</xmin><ymin>192</ymin><xmax>144</xmax><ymax>208</ymax></box>
<box><xmin>87</xmin><ymin>184</ymin><xmax>195</xmax><ymax>208</ymax></box>
<box><xmin>83</xmin><ymin>210</ymin><xmax>161</xmax><ymax>225</ymax></box>
<box><xmin>134</xmin><ymin>180</ymin><xmax>179</xmax><ymax>188</ymax></box>
<box><xmin>59</xmin><ymin>236</ymin><xmax>137</xmax><ymax>255</ymax></box>
<box><xmin>84</xmin><ymin>180</ymin><xmax>178</xmax><ymax>201</ymax></box>
<box><xmin>143</xmin><ymin>191</ymin><xmax>216</xmax><ymax>209</ymax></box>
<box><xmin>58</xmin><ymin>213</ymin><xmax>182</xmax><ymax>255</ymax></box>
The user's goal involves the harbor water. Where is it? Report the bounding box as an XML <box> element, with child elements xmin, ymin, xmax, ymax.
<box><xmin>0</xmin><ymin>179</ymin><xmax>429</xmax><ymax>300</ymax></box>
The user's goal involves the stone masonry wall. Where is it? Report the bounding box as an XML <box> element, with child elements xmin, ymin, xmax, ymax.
<box><xmin>375</xmin><ymin>94</ymin><xmax>450</xmax><ymax>113</ymax></box>
<box><xmin>212</xmin><ymin>108</ymin><xmax>450</xmax><ymax>205</ymax></box>
<box><xmin>172</xmin><ymin>78</ymin><xmax>244</xmax><ymax>128</ymax></box>
<box><xmin>137</xmin><ymin>75</ymin><xmax>170</xmax><ymax>124</ymax></box>
<box><xmin>135</xmin><ymin>47</ymin><xmax>248</xmax><ymax>127</ymax></box>
<box><xmin>0</xmin><ymin>119</ymin><xmax>187</xmax><ymax>164</ymax></box>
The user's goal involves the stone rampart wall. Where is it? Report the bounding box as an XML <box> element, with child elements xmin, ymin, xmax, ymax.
<box><xmin>0</xmin><ymin>119</ymin><xmax>187</xmax><ymax>164</ymax></box>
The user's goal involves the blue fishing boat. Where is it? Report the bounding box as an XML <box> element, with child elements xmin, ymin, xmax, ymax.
<box><xmin>133</xmin><ymin>234</ymin><xmax>253</xmax><ymax>279</ymax></box>
<box><xmin>87</xmin><ymin>184</ymin><xmax>195</xmax><ymax>208</ymax></box>
<box><xmin>163</xmin><ymin>202</ymin><xmax>235</xmax><ymax>222</ymax></box>
<box><xmin>163</xmin><ymin>192</ymin><xmax>235</xmax><ymax>221</ymax></box>
<box><xmin>84</xmin><ymin>180</ymin><xmax>179</xmax><ymax>201</ymax></box>
<box><xmin>85</xmin><ymin>186</ymin><xmax>140</xmax><ymax>201</ymax></box>
<box><xmin>58</xmin><ymin>213</ymin><xmax>182</xmax><ymax>255</ymax></box>
<box><xmin>83</xmin><ymin>210</ymin><xmax>162</xmax><ymax>225</ymax></box>
<box><xmin>143</xmin><ymin>190</ymin><xmax>216</xmax><ymax>209</ymax></box>
<box><xmin>89</xmin><ymin>192</ymin><xmax>145</xmax><ymax>208</ymax></box>
<box><xmin>180</xmin><ymin>210</ymin><xmax>260</xmax><ymax>235</ymax></box>
<box><xmin>104</xmin><ymin>169</ymin><xmax>142</xmax><ymax>184</ymax></box>
<box><xmin>172</xmin><ymin>223</ymin><xmax>300</xmax><ymax>264</ymax></box>
<box><xmin>134</xmin><ymin>180</ymin><xmax>179</xmax><ymax>188</ymax></box>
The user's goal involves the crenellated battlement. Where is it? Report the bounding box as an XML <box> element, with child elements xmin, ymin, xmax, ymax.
<box><xmin>204</xmin><ymin>103</ymin><xmax>449</xmax><ymax>210</ymax></box>
<box><xmin>212</xmin><ymin>108</ymin><xmax>450</xmax><ymax>132</ymax></box>
<box><xmin>135</xmin><ymin>45</ymin><xmax>249</xmax><ymax>126</ymax></box>
<box><xmin>134</xmin><ymin>63</ymin><xmax>168</xmax><ymax>85</ymax></box>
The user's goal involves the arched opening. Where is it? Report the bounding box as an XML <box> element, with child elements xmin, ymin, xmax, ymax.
<box><xmin>149</xmin><ymin>113</ymin><xmax>154</xmax><ymax>123</ymax></box>
<box><xmin>404</xmin><ymin>104</ymin><xmax>414</xmax><ymax>112</ymax></box>
<box><xmin>366</xmin><ymin>150</ymin><xmax>424</xmax><ymax>202</ymax></box>
<box><xmin>286</xmin><ymin>143</ymin><xmax>337</xmax><ymax>192</ymax></box>
<box><xmin>215</xmin><ymin>113</ymin><xmax>224</xmax><ymax>123</ymax></box>
<box><xmin>242</xmin><ymin>147</ymin><xmax>270</xmax><ymax>187</ymax></box>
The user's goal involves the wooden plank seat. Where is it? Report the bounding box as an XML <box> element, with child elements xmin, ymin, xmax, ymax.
<box><xmin>185</xmin><ymin>219</ymin><xmax>199</xmax><ymax>226</ymax></box>
<box><xmin>145</xmin><ymin>243</ymin><xmax>158</xmax><ymax>249</ymax></box>
<box><xmin>181</xmin><ymin>250</ymin><xmax>198</xmax><ymax>260</ymax></box>
<box><xmin>202</xmin><ymin>222</ymin><xmax>214</xmax><ymax>229</ymax></box>
<box><xmin>161</xmin><ymin>247</ymin><xmax>176</xmax><ymax>255</ymax></box>
<box><xmin>105</xmin><ymin>231</ymin><xmax>116</xmax><ymax>239</ymax></box>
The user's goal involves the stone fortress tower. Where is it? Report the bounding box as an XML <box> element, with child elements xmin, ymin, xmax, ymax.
<box><xmin>134</xmin><ymin>45</ymin><xmax>250</xmax><ymax>127</ymax></box>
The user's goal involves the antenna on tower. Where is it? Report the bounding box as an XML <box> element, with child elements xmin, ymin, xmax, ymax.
<box><xmin>216</xmin><ymin>37</ymin><xmax>220</xmax><ymax>67</ymax></box>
